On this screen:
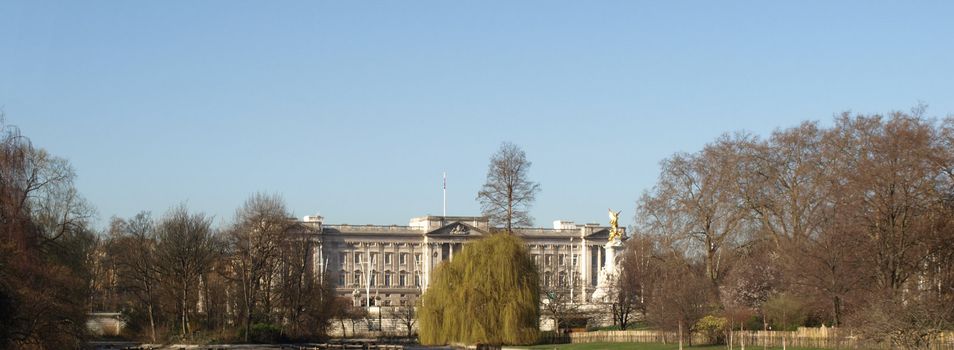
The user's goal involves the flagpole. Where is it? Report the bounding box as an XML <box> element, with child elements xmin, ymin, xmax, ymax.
<box><xmin>442</xmin><ymin>172</ymin><xmax>446</xmax><ymax>217</ymax></box>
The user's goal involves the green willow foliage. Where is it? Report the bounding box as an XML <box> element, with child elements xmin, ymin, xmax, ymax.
<box><xmin>418</xmin><ymin>233</ymin><xmax>540</xmax><ymax>345</ymax></box>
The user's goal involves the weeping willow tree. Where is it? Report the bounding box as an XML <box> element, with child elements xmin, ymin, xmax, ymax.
<box><xmin>418</xmin><ymin>233</ymin><xmax>540</xmax><ymax>345</ymax></box>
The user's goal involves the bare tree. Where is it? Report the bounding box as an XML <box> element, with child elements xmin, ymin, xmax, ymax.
<box><xmin>347</xmin><ymin>303</ymin><xmax>370</xmax><ymax>336</ymax></box>
<box><xmin>276</xmin><ymin>225</ymin><xmax>337</xmax><ymax>340</ymax></box>
<box><xmin>387</xmin><ymin>299</ymin><xmax>418</xmax><ymax>338</ymax></box>
<box><xmin>850</xmin><ymin>295</ymin><xmax>953</xmax><ymax>349</ymax></box>
<box><xmin>542</xmin><ymin>284</ymin><xmax>583</xmax><ymax>332</ymax></box>
<box><xmin>155</xmin><ymin>205</ymin><xmax>220</xmax><ymax>339</ymax></box>
<box><xmin>607</xmin><ymin>234</ymin><xmax>658</xmax><ymax>329</ymax></box>
<box><xmin>831</xmin><ymin>111</ymin><xmax>947</xmax><ymax>294</ymax></box>
<box><xmin>477</xmin><ymin>142</ymin><xmax>541</xmax><ymax>232</ymax></box>
<box><xmin>637</xmin><ymin>134</ymin><xmax>754</xmax><ymax>298</ymax></box>
<box><xmin>646</xmin><ymin>256</ymin><xmax>715</xmax><ymax>346</ymax></box>
<box><xmin>636</xmin><ymin>107</ymin><xmax>954</xmax><ymax>342</ymax></box>
<box><xmin>741</xmin><ymin>121</ymin><xmax>865</xmax><ymax>326</ymax></box>
<box><xmin>108</xmin><ymin>212</ymin><xmax>161</xmax><ymax>342</ymax></box>
<box><xmin>226</xmin><ymin>192</ymin><xmax>294</xmax><ymax>341</ymax></box>
<box><xmin>0</xmin><ymin>116</ymin><xmax>95</xmax><ymax>349</ymax></box>
<box><xmin>740</xmin><ymin>122</ymin><xmax>829</xmax><ymax>248</ymax></box>
<box><xmin>605</xmin><ymin>274</ymin><xmax>637</xmax><ymax>330</ymax></box>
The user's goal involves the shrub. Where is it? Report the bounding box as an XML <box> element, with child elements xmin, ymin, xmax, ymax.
<box><xmin>239</xmin><ymin>323</ymin><xmax>283</xmax><ymax>343</ymax></box>
<box><xmin>763</xmin><ymin>293</ymin><xmax>807</xmax><ymax>331</ymax></box>
<box><xmin>695</xmin><ymin>315</ymin><xmax>727</xmax><ymax>344</ymax></box>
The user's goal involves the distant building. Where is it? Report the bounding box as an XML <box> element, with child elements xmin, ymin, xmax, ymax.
<box><xmin>294</xmin><ymin>214</ymin><xmax>620</xmax><ymax>307</ymax></box>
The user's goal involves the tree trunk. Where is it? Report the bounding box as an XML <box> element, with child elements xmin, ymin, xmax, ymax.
<box><xmin>182</xmin><ymin>279</ymin><xmax>190</xmax><ymax>339</ymax></box>
<box><xmin>679</xmin><ymin>320</ymin><xmax>684</xmax><ymax>350</ymax></box>
<box><xmin>243</xmin><ymin>276</ymin><xmax>252</xmax><ymax>343</ymax></box>
<box><xmin>507</xmin><ymin>187</ymin><xmax>513</xmax><ymax>233</ymax></box>
<box><xmin>148</xmin><ymin>303</ymin><xmax>157</xmax><ymax>343</ymax></box>
<box><xmin>740</xmin><ymin>321</ymin><xmax>745</xmax><ymax>350</ymax></box>
<box><xmin>832</xmin><ymin>295</ymin><xmax>842</xmax><ymax>326</ymax></box>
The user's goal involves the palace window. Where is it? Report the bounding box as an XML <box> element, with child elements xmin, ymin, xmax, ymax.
<box><xmin>385</xmin><ymin>253</ymin><xmax>393</xmax><ymax>265</ymax></box>
<box><xmin>338</xmin><ymin>272</ymin><xmax>346</xmax><ymax>286</ymax></box>
<box><xmin>414</xmin><ymin>253</ymin><xmax>422</xmax><ymax>265</ymax></box>
<box><xmin>370</xmin><ymin>272</ymin><xmax>377</xmax><ymax>287</ymax></box>
<box><xmin>559</xmin><ymin>272</ymin><xmax>567</xmax><ymax>287</ymax></box>
<box><xmin>415</xmin><ymin>273</ymin><xmax>421</xmax><ymax>287</ymax></box>
<box><xmin>400</xmin><ymin>253</ymin><xmax>408</xmax><ymax>265</ymax></box>
<box><xmin>545</xmin><ymin>255</ymin><xmax>552</xmax><ymax>266</ymax></box>
<box><xmin>572</xmin><ymin>254</ymin><xmax>579</xmax><ymax>267</ymax></box>
<box><xmin>399</xmin><ymin>273</ymin><xmax>407</xmax><ymax>287</ymax></box>
<box><xmin>354</xmin><ymin>271</ymin><xmax>362</xmax><ymax>286</ymax></box>
<box><xmin>384</xmin><ymin>272</ymin><xmax>392</xmax><ymax>287</ymax></box>
<box><xmin>544</xmin><ymin>273</ymin><xmax>552</xmax><ymax>286</ymax></box>
<box><xmin>339</xmin><ymin>253</ymin><xmax>347</xmax><ymax>266</ymax></box>
<box><xmin>559</xmin><ymin>254</ymin><xmax>565</xmax><ymax>266</ymax></box>
<box><xmin>354</xmin><ymin>253</ymin><xmax>363</xmax><ymax>264</ymax></box>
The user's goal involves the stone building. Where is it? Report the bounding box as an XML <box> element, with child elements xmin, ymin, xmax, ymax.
<box><xmin>297</xmin><ymin>214</ymin><xmax>620</xmax><ymax>307</ymax></box>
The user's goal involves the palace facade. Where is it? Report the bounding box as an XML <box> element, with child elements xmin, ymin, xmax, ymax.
<box><xmin>296</xmin><ymin>215</ymin><xmax>620</xmax><ymax>307</ymax></box>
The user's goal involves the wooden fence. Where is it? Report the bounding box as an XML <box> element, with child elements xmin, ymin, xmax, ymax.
<box><xmin>557</xmin><ymin>328</ymin><xmax>954</xmax><ymax>350</ymax></box>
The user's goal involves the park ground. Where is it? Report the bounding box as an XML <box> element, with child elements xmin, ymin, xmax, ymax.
<box><xmin>515</xmin><ymin>343</ymin><xmax>825</xmax><ymax>350</ymax></box>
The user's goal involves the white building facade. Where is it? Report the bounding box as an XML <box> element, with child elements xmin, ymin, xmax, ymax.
<box><xmin>296</xmin><ymin>215</ymin><xmax>620</xmax><ymax>308</ymax></box>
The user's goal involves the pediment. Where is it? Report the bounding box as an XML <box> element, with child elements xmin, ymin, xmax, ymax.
<box><xmin>584</xmin><ymin>228</ymin><xmax>611</xmax><ymax>240</ymax></box>
<box><xmin>426</xmin><ymin>222</ymin><xmax>488</xmax><ymax>237</ymax></box>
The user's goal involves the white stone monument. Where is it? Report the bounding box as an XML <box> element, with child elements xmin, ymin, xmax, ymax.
<box><xmin>590</xmin><ymin>209</ymin><xmax>624</xmax><ymax>302</ymax></box>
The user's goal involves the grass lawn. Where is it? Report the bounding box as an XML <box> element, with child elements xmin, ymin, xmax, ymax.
<box><xmin>514</xmin><ymin>343</ymin><xmax>827</xmax><ymax>350</ymax></box>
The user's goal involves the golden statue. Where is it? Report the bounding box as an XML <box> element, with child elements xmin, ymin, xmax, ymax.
<box><xmin>608</xmin><ymin>209</ymin><xmax>622</xmax><ymax>241</ymax></box>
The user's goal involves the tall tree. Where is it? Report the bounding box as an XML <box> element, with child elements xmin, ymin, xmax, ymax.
<box><xmin>226</xmin><ymin>192</ymin><xmax>294</xmax><ymax>342</ymax></box>
<box><xmin>635</xmin><ymin>106</ymin><xmax>954</xmax><ymax>346</ymax></box>
<box><xmin>387</xmin><ymin>299</ymin><xmax>418</xmax><ymax>338</ymax></box>
<box><xmin>418</xmin><ymin>233</ymin><xmax>540</xmax><ymax>345</ymax></box>
<box><xmin>155</xmin><ymin>205</ymin><xmax>220</xmax><ymax>339</ymax></box>
<box><xmin>276</xmin><ymin>225</ymin><xmax>337</xmax><ymax>340</ymax></box>
<box><xmin>108</xmin><ymin>212</ymin><xmax>162</xmax><ymax>342</ymax></box>
<box><xmin>645</xmin><ymin>255</ymin><xmax>716</xmax><ymax>346</ymax></box>
<box><xmin>541</xmin><ymin>280</ymin><xmax>584</xmax><ymax>332</ymax></box>
<box><xmin>609</xmin><ymin>234</ymin><xmax>659</xmax><ymax>330</ymax></box>
<box><xmin>477</xmin><ymin>142</ymin><xmax>541</xmax><ymax>233</ymax></box>
<box><xmin>0</xmin><ymin>116</ymin><xmax>94</xmax><ymax>348</ymax></box>
<box><xmin>742</xmin><ymin>121</ymin><xmax>864</xmax><ymax>326</ymax></box>
<box><xmin>637</xmin><ymin>134</ymin><xmax>753</xmax><ymax>296</ymax></box>
<box><xmin>832</xmin><ymin>111</ymin><xmax>948</xmax><ymax>294</ymax></box>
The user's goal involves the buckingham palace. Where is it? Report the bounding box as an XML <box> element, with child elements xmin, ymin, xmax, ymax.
<box><xmin>294</xmin><ymin>214</ymin><xmax>621</xmax><ymax>307</ymax></box>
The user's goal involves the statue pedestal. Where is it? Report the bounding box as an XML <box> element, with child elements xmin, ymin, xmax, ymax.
<box><xmin>590</xmin><ymin>239</ymin><xmax>624</xmax><ymax>303</ymax></box>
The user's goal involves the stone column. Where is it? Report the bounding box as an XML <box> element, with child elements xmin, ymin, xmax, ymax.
<box><xmin>579</xmin><ymin>238</ymin><xmax>587</xmax><ymax>302</ymax></box>
<box><xmin>597</xmin><ymin>246</ymin><xmax>603</xmax><ymax>270</ymax></box>
<box><xmin>423</xmin><ymin>240</ymin><xmax>431</xmax><ymax>291</ymax></box>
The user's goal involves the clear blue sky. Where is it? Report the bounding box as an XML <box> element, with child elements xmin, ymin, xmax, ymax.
<box><xmin>2</xmin><ymin>1</ymin><xmax>952</xmax><ymax>230</ymax></box>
